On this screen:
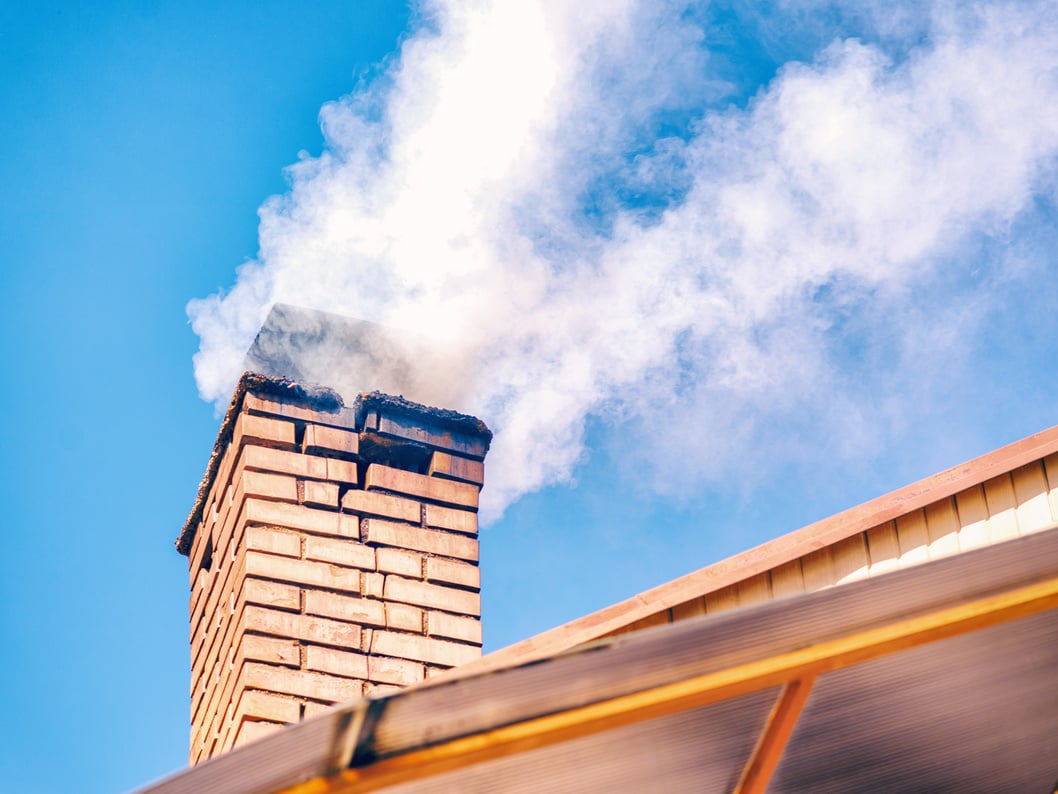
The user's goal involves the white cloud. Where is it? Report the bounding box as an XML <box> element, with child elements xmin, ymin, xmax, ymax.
<box><xmin>189</xmin><ymin>0</ymin><xmax>1058</xmax><ymax>521</ymax></box>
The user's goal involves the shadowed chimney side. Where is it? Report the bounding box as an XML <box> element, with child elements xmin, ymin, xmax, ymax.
<box><xmin>177</xmin><ymin>373</ymin><xmax>491</xmax><ymax>764</ymax></box>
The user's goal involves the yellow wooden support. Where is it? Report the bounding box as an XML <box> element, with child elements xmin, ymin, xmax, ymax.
<box><xmin>281</xmin><ymin>573</ymin><xmax>1058</xmax><ymax>794</ymax></box>
<box><xmin>733</xmin><ymin>676</ymin><xmax>815</xmax><ymax>794</ymax></box>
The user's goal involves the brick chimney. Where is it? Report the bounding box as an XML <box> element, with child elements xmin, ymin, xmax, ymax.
<box><xmin>177</xmin><ymin>373</ymin><xmax>491</xmax><ymax>764</ymax></box>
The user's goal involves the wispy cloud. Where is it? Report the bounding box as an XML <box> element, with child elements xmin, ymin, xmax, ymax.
<box><xmin>189</xmin><ymin>0</ymin><xmax>1058</xmax><ymax>520</ymax></box>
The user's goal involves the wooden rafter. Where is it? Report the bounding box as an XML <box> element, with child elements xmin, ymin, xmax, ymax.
<box><xmin>734</xmin><ymin>676</ymin><xmax>816</xmax><ymax>794</ymax></box>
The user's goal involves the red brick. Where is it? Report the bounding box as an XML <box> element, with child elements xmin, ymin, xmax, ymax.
<box><xmin>375</xmin><ymin>414</ymin><xmax>486</xmax><ymax>459</ymax></box>
<box><xmin>243</xmin><ymin>662</ymin><xmax>364</xmax><ymax>703</ymax></box>
<box><xmin>326</xmin><ymin>458</ymin><xmax>360</xmax><ymax>485</ymax></box>
<box><xmin>241</xmin><ymin>635</ymin><xmax>300</xmax><ymax>667</ymax></box>
<box><xmin>304</xmin><ymin>590</ymin><xmax>387</xmax><ymax>628</ymax></box>
<box><xmin>303</xmin><ymin>480</ymin><xmax>339</xmax><ymax>508</ymax></box>
<box><xmin>370</xmin><ymin>630</ymin><xmax>480</xmax><ymax>667</ymax></box>
<box><xmin>241</xmin><ymin>445</ymin><xmax>327</xmax><ymax>481</ymax></box>
<box><xmin>385</xmin><ymin>603</ymin><xmax>423</xmax><ymax>633</ymax></box>
<box><xmin>233</xmin><ymin>719</ymin><xmax>285</xmax><ymax>749</ymax></box>
<box><xmin>383</xmin><ymin>576</ymin><xmax>480</xmax><ymax>615</ymax></box>
<box><xmin>234</xmin><ymin>689</ymin><xmax>301</xmax><ymax>725</ymax></box>
<box><xmin>245</xmin><ymin>550</ymin><xmax>362</xmax><ymax>595</ymax></box>
<box><xmin>242</xmin><ymin>471</ymin><xmax>299</xmax><ymax>503</ymax></box>
<box><xmin>302</xmin><ymin>701</ymin><xmax>336</xmax><ymax>720</ymax></box>
<box><xmin>244</xmin><ymin>605</ymin><xmax>362</xmax><ymax>648</ymax></box>
<box><xmin>424</xmin><ymin>504</ymin><xmax>477</xmax><ymax>535</ymax></box>
<box><xmin>245</xmin><ymin>526</ymin><xmax>300</xmax><ymax>558</ymax></box>
<box><xmin>189</xmin><ymin>521</ymin><xmax>213</xmax><ymax>584</ymax></box>
<box><xmin>428</xmin><ymin>451</ymin><xmax>485</xmax><ymax>485</ymax></box>
<box><xmin>425</xmin><ymin>557</ymin><xmax>479</xmax><ymax>589</ymax></box>
<box><xmin>303</xmin><ymin>535</ymin><xmax>375</xmax><ymax>570</ymax></box>
<box><xmin>367</xmin><ymin>655</ymin><xmax>425</xmax><ymax>686</ymax></box>
<box><xmin>365</xmin><ymin>464</ymin><xmax>479</xmax><ymax>509</ymax></box>
<box><xmin>245</xmin><ymin>499</ymin><xmax>346</xmax><ymax>537</ymax></box>
<box><xmin>304</xmin><ymin>645</ymin><xmax>368</xmax><ymax>679</ymax></box>
<box><xmin>362</xmin><ymin>519</ymin><xmax>478</xmax><ymax>562</ymax></box>
<box><xmin>304</xmin><ymin>423</ymin><xmax>359</xmax><ymax>457</ymax></box>
<box><xmin>243</xmin><ymin>392</ymin><xmax>357</xmax><ymax>429</ymax></box>
<box><xmin>361</xmin><ymin>571</ymin><xmax>384</xmax><ymax>599</ymax></box>
<box><xmin>376</xmin><ymin>547</ymin><xmax>423</xmax><ymax>578</ymax></box>
<box><xmin>235</xmin><ymin>413</ymin><xmax>296</xmax><ymax>449</ymax></box>
<box><xmin>426</xmin><ymin>611</ymin><xmax>482</xmax><ymax>644</ymax></box>
<box><xmin>341</xmin><ymin>490</ymin><xmax>420</xmax><ymax>523</ymax></box>
<box><xmin>244</xmin><ymin>578</ymin><xmax>300</xmax><ymax>612</ymax></box>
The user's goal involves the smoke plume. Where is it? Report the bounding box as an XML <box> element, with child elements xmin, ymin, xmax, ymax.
<box><xmin>189</xmin><ymin>0</ymin><xmax>1058</xmax><ymax>521</ymax></box>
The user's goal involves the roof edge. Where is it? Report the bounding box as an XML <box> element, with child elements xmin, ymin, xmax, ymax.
<box><xmin>446</xmin><ymin>421</ymin><xmax>1058</xmax><ymax>678</ymax></box>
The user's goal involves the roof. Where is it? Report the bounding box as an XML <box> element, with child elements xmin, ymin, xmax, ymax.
<box><xmin>138</xmin><ymin>523</ymin><xmax>1058</xmax><ymax>793</ymax></box>
<box><xmin>443</xmin><ymin>422</ymin><xmax>1058</xmax><ymax>677</ymax></box>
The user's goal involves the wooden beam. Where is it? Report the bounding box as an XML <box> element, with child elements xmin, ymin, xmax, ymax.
<box><xmin>285</xmin><ymin>573</ymin><xmax>1058</xmax><ymax>793</ymax></box>
<box><xmin>734</xmin><ymin>676</ymin><xmax>815</xmax><ymax>794</ymax></box>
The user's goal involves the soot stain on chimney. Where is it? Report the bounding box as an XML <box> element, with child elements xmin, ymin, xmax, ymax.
<box><xmin>357</xmin><ymin>433</ymin><xmax>431</xmax><ymax>474</ymax></box>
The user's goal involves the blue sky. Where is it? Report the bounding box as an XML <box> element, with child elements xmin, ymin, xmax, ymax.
<box><xmin>2</xmin><ymin>2</ymin><xmax>1057</xmax><ymax>791</ymax></box>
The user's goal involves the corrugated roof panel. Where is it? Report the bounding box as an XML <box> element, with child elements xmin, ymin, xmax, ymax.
<box><xmin>377</xmin><ymin>690</ymin><xmax>777</xmax><ymax>794</ymax></box>
<box><xmin>772</xmin><ymin>609</ymin><xmax>1058</xmax><ymax>792</ymax></box>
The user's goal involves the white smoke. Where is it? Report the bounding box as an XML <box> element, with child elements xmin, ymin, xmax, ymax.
<box><xmin>189</xmin><ymin>0</ymin><xmax>1058</xmax><ymax>521</ymax></box>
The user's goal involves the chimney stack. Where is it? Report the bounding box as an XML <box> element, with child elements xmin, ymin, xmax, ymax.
<box><xmin>178</xmin><ymin>373</ymin><xmax>491</xmax><ymax>763</ymax></box>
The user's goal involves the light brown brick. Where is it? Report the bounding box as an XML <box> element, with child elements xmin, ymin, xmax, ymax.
<box><xmin>364</xmin><ymin>682</ymin><xmax>403</xmax><ymax>698</ymax></box>
<box><xmin>244</xmin><ymin>578</ymin><xmax>300</xmax><ymax>612</ymax></box>
<box><xmin>376</xmin><ymin>547</ymin><xmax>423</xmax><ymax>578</ymax></box>
<box><xmin>233</xmin><ymin>719</ymin><xmax>285</xmax><ymax>749</ymax></box>
<box><xmin>236</xmin><ymin>413</ymin><xmax>296</xmax><ymax>449</ymax></box>
<box><xmin>245</xmin><ymin>499</ymin><xmax>346</xmax><ymax>537</ymax></box>
<box><xmin>424</xmin><ymin>504</ymin><xmax>477</xmax><ymax>535</ymax></box>
<box><xmin>305</xmin><ymin>645</ymin><xmax>368</xmax><ymax>679</ymax></box>
<box><xmin>384</xmin><ymin>576</ymin><xmax>480</xmax><ymax>615</ymax></box>
<box><xmin>428</xmin><ymin>451</ymin><xmax>485</xmax><ymax>485</ymax></box>
<box><xmin>363</xmin><ymin>519</ymin><xmax>478</xmax><ymax>562</ymax></box>
<box><xmin>303</xmin><ymin>590</ymin><xmax>387</xmax><ymax>628</ymax></box>
<box><xmin>245</xmin><ymin>526</ymin><xmax>300</xmax><ymax>558</ymax></box>
<box><xmin>244</xmin><ymin>605</ymin><xmax>362</xmax><ymax>648</ymax></box>
<box><xmin>304</xmin><ymin>423</ymin><xmax>359</xmax><ymax>457</ymax></box>
<box><xmin>242</xmin><ymin>471</ymin><xmax>299</xmax><ymax>502</ymax></box>
<box><xmin>303</xmin><ymin>480</ymin><xmax>339</xmax><ymax>508</ymax></box>
<box><xmin>361</xmin><ymin>571</ymin><xmax>384</xmax><ymax>599</ymax></box>
<box><xmin>425</xmin><ymin>557</ymin><xmax>479</xmax><ymax>589</ymax></box>
<box><xmin>385</xmin><ymin>602</ymin><xmax>423</xmax><ymax>633</ymax></box>
<box><xmin>426</xmin><ymin>611</ymin><xmax>482</xmax><ymax>644</ymax></box>
<box><xmin>244</xmin><ymin>392</ymin><xmax>357</xmax><ymax>429</ymax></box>
<box><xmin>341</xmin><ymin>490</ymin><xmax>420</xmax><ymax>523</ymax></box>
<box><xmin>235</xmin><ymin>690</ymin><xmax>301</xmax><ymax>725</ymax></box>
<box><xmin>245</xmin><ymin>550</ymin><xmax>362</xmax><ymax>595</ymax></box>
<box><xmin>367</xmin><ymin>655</ymin><xmax>425</xmax><ymax>686</ymax></box>
<box><xmin>241</xmin><ymin>445</ymin><xmax>328</xmax><ymax>481</ymax></box>
<box><xmin>375</xmin><ymin>414</ymin><xmax>486</xmax><ymax>459</ymax></box>
<box><xmin>241</xmin><ymin>635</ymin><xmax>300</xmax><ymax>667</ymax></box>
<box><xmin>326</xmin><ymin>458</ymin><xmax>359</xmax><ymax>485</ymax></box>
<box><xmin>243</xmin><ymin>662</ymin><xmax>364</xmax><ymax>703</ymax></box>
<box><xmin>370</xmin><ymin>630</ymin><xmax>480</xmax><ymax>667</ymax></box>
<box><xmin>303</xmin><ymin>535</ymin><xmax>375</xmax><ymax>570</ymax></box>
<box><xmin>366</xmin><ymin>464</ymin><xmax>479</xmax><ymax>508</ymax></box>
<box><xmin>302</xmin><ymin>701</ymin><xmax>336</xmax><ymax>720</ymax></box>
